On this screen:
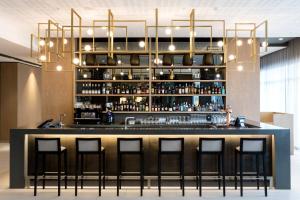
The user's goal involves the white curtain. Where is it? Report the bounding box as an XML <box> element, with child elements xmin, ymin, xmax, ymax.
<box><xmin>260</xmin><ymin>38</ymin><xmax>300</xmax><ymax>148</ymax></box>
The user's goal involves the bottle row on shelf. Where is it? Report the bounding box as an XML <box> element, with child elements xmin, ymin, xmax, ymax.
<box><xmin>79</xmin><ymin>83</ymin><xmax>226</xmax><ymax>95</ymax></box>
<box><xmin>151</xmin><ymin>102</ymin><xmax>224</xmax><ymax>112</ymax></box>
<box><xmin>152</xmin><ymin>83</ymin><xmax>225</xmax><ymax>95</ymax></box>
<box><xmin>112</xmin><ymin>100</ymin><xmax>149</xmax><ymax>112</ymax></box>
<box><xmin>80</xmin><ymin>83</ymin><xmax>149</xmax><ymax>95</ymax></box>
<box><xmin>76</xmin><ymin>101</ymin><xmax>224</xmax><ymax>113</ymax></box>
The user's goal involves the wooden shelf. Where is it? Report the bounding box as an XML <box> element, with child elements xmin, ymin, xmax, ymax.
<box><xmin>76</xmin><ymin>50</ymin><xmax>149</xmax><ymax>55</ymax></box>
<box><xmin>76</xmin><ymin>80</ymin><xmax>149</xmax><ymax>83</ymax></box>
<box><xmin>75</xmin><ymin>50</ymin><xmax>224</xmax><ymax>55</ymax></box>
<box><xmin>151</xmin><ymin>80</ymin><xmax>226</xmax><ymax>83</ymax></box>
<box><xmin>76</xmin><ymin>66</ymin><xmax>149</xmax><ymax>69</ymax></box>
<box><xmin>76</xmin><ymin>94</ymin><xmax>149</xmax><ymax>97</ymax></box>
<box><xmin>103</xmin><ymin>111</ymin><xmax>225</xmax><ymax>114</ymax></box>
<box><xmin>151</xmin><ymin>94</ymin><xmax>226</xmax><ymax>97</ymax></box>
<box><xmin>152</xmin><ymin>65</ymin><xmax>226</xmax><ymax>69</ymax></box>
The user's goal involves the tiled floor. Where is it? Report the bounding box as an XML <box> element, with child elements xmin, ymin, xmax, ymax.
<box><xmin>0</xmin><ymin>143</ymin><xmax>299</xmax><ymax>200</ymax></box>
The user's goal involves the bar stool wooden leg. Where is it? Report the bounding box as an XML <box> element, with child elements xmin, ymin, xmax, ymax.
<box><xmin>222</xmin><ymin>152</ymin><xmax>226</xmax><ymax>196</ymax></box>
<box><xmin>75</xmin><ymin>152</ymin><xmax>79</xmax><ymax>196</ymax></box>
<box><xmin>117</xmin><ymin>153</ymin><xmax>120</xmax><ymax>196</ymax></box>
<box><xmin>120</xmin><ymin>154</ymin><xmax>122</xmax><ymax>190</ymax></box>
<box><xmin>58</xmin><ymin>152</ymin><xmax>61</xmax><ymax>196</ymax></box>
<box><xmin>263</xmin><ymin>153</ymin><xmax>268</xmax><ymax>196</ymax></box>
<box><xmin>98</xmin><ymin>152</ymin><xmax>102</xmax><ymax>196</ymax></box>
<box><xmin>140</xmin><ymin>152</ymin><xmax>144</xmax><ymax>196</ymax></box>
<box><xmin>196</xmin><ymin>151</ymin><xmax>199</xmax><ymax>189</ymax></box>
<box><xmin>234</xmin><ymin>150</ymin><xmax>238</xmax><ymax>190</ymax></box>
<box><xmin>103</xmin><ymin>150</ymin><xmax>106</xmax><ymax>189</ymax></box>
<box><xmin>240</xmin><ymin>153</ymin><xmax>243</xmax><ymax>197</ymax></box>
<box><xmin>256</xmin><ymin>154</ymin><xmax>260</xmax><ymax>190</ymax></box>
<box><xmin>80</xmin><ymin>154</ymin><xmax>84</xmax><ymax>189</ymax></box>
<box><xmin>42</xmin><ymin>154</ymin><xmax>46</xmax><ymax>189</ymax></box>
<box><xmin>34</xmin><ymin>153</ymin><xmax>39</xmax><ymax>196</ymax></box>
<box><xmin>181</xmin><ymin>152</ymin><xmax>185</xmax><ymax>196</ymax></box>
<box><xmin>199</xmin><ymin>152</ymin><xmax>202</xmax><ymax>196</ymax></box>
<box><xmin>64</xmin><ymin>151</ymin><xmax>68</xmax><ymax>189</ymax></box>
<box><xmin>218</xmin><ymin>154</ymin><xmax>221</xmax><ymax>189</ymax></box>
<box><xmin>158</xmin><ymin>153</ymin><xmax>161</xmax><ymax>196</ymax></box>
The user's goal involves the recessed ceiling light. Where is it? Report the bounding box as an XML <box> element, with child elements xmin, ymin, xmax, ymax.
<box><xmin>217</xmin><ymin>41</ymin><xmax>223</xmax><ymax>47</ymax></box>
<box><xmin>261</xmin><ymin>41</ymin><xmax>268</xmax><ymax>47</ymax></box>
<box><xmin>117</xmin><ymin>60</ymin><xmax>122</xmax><ymax>64</ymax></box>
<box><xmin>228</xmin><ymin>54</ymin><xmax>236</xmax><ymax>61</ymax></box>
<box><xmin>39</xmin><ymin>55</ymin><xmax>46</xmax><ymax>61</ymax></box>
<box><xmin>237</xmin><ymin>65</ymin><xmax>244</xmax><ymax>71</ymax></box>
<box><xmin>39</xmin><ymin>40</ymin><xmax>45</xmax><ymax>46</ymax></box>
<box><xmin>73</xmin><ymin>58</ymin><xmax>80</xmax><ymax>65</ymax></box>
<box><xmin>159</xmin><ymin>71</ymin><xmax>164</xmax><ymax>75</ymax></box>
<box><xmin>63</xmin><ymin>38</ymin><xmax>68</xmax><ymax>45</ymax></box>
<box><xmin>165</xmin><ymin>28</ymin><xmax>171</xmax><ymax>35</ymax></box>
<box><xmin>83</xmin><ymin>73</ymin><xmax>88</xmax><ymax>78</ymax></box>
<box><xmin>278</xmin><ymin>38</ymin><xmax>284</xmax><ymax>41</ymax></box>
<box><xmin>87</xmin><ymin>28</ymin><xmax>93</xmax><ymax>36</ymax></box>
<box><xmin>236</xmin><ymin>40</ymin><xmax>243</xmax><ymax>46</ymax></box>
<box><xmin>49</xmin><ymin>41</ymin><xmax>54</xmax><ymax>48</ymax></box>
<box><xmin>120</xmin><ymin>71</ymin><xmax>124</xmax><ymax>76</ymax></box>
<box><xmin>168</xmin><ymin>44</ymin><xmax>176</xmax><ymax>51</ymax></box>
<box><xmin>56</xmin><ymin>65</ymin><xmax>63</xmax><ymax>71</ymax></box>
<box><xmin>84</xmin><ymin>44</ymin><xmax>91</xmax><ymax>51</ymax></box>
<box><xmin>139</xmin><ymin>40</ymin><xmax>145</xmax><ymax>48</ymax></box>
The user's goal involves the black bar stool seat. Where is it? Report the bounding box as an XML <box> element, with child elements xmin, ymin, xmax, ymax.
<box><xmin>158</xmin><ymin>138</ymin><xmax>185</xmax><ymax>196</ymax></box>
<box><xmin>117</xmin><ymin>138</ymin><xmax>144</xmax><ymax>196</ymax></box>
<box><xmin>75</xmin><ymin>138</ymin><xmax>106</xmax><ymax>196</ymax></box>
<box><xmin>34</xmin><ymin>138</ymin><xmax>68</xmax><ymax>196</ymax></box>
<box><xmin>196</xmin><ymin>138</ymin><xmax>226</xmax><ymax>196</ymax></box>
<box><xmin>234</xmin><ymin>138</ymin><xmax>268</xmax><ymax>197</ymax></box>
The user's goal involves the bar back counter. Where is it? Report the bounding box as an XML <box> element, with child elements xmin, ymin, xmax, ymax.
<box><xmin>10</xmin><ymin>121</ymin><xmax>290</xmax><ymax>190</ymax></box>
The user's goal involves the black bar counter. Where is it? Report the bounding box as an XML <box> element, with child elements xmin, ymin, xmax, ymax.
<box><xmin>10</xmin><ymin>121</ymin><xmax>290</xmax><ymax>189</ymax></box>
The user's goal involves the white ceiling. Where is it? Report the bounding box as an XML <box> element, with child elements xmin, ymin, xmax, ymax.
<box><xmin>0</xmin><ymin>0</ymin><xmax>298</xmax><ymax>60</ymax></box>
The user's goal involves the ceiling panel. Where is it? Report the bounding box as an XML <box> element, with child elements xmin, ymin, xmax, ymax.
<box><xmin>0</xmin><ymin>0</ymin><xmax>300</xmax><ymax>48</ymax></box>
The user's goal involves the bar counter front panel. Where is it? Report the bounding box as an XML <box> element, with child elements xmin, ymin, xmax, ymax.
<box><xmin>10</xmin><ymin>122</ymin><xmax>290</xmax><ymax>189</ymax></box>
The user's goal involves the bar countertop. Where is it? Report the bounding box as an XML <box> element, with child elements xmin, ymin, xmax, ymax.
<box><xmin>11</xmin><ymin>120</ymin><xmax>289</xmax><ymax>135</ymax></box>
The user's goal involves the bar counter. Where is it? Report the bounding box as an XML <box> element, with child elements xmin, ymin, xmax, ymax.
<box><xmin>10</xmin><ymin>121</ymin><xmax>290</xmax><ymax>189</ymax></box>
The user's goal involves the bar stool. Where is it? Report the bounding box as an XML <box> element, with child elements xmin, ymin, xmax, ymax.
<box><xmin>158</xmin><ymin>138</ymin><xmax>184</xmax><ymax>196</ymax></box>
<box><xmin>234</xmin><ymin>138</ymin><xmax>267</xmax><ymax>196</ymax></box>
<box><xmin>117</xmin><ymin>138</ymin><xmax>144</xmax><ymax>196</ymax></box>
<box><xmin>196</xmin><ymin>138</ymin><xmax>225</xmax><ymax>196</ymax></box>
<box><xmin>34</xmin><ymin>138</ymin><xmax>68</xmax><ymax>196</ymax></box>
<box><xmin>75</xmin><ymin>138</ymin><xmax>105</xmax><ymax>196</ymax></box>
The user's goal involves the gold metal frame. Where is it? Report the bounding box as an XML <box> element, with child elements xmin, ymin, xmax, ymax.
<box><xmin>71</xmin><ymin>8</ymin><xmax>82</xmax><ymax>66</ymax></box>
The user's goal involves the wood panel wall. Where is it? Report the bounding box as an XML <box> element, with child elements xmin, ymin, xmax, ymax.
<box><xmin>17</xmin><ymin>64</ymin><xmax>42</xmax><ymax>128</ymax></box>
<box><xmin>0</xmin><ymin>63</ymin><xmax>18</xmax><ymax>141</ymax></box>
<box><xmin>0</xmin><ymin>63</ymin><xmax>42</xmax><ymax>141</ymax></box>
<box><xmin>226</xmin><ymin>39</ymin><xmax>260</xmax><ymax>121</ymax></box>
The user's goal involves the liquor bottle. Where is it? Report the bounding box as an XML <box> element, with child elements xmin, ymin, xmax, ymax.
<box><xmin>82</xmin><ymin>84</ymin><xmax>85</xmax><ymax>94</ymax></box>
<box><xmin>145</xmin><ymin>102</ymin><xmax>149</xmax><ymax>111</ymax></box>
<box><xmin>178</xmin><ymin>84</ymin><xmax>182</xmax><ymax>94</ymax></box>
<box><xmin>222</xmin><ymin>86</ymin><xmax>226</xmax><ymax>94</ymax></box>
<box><xmin>172</xmin><ymin>101</ymin><xmax>176</xmax><ymax>111</ymax></box>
